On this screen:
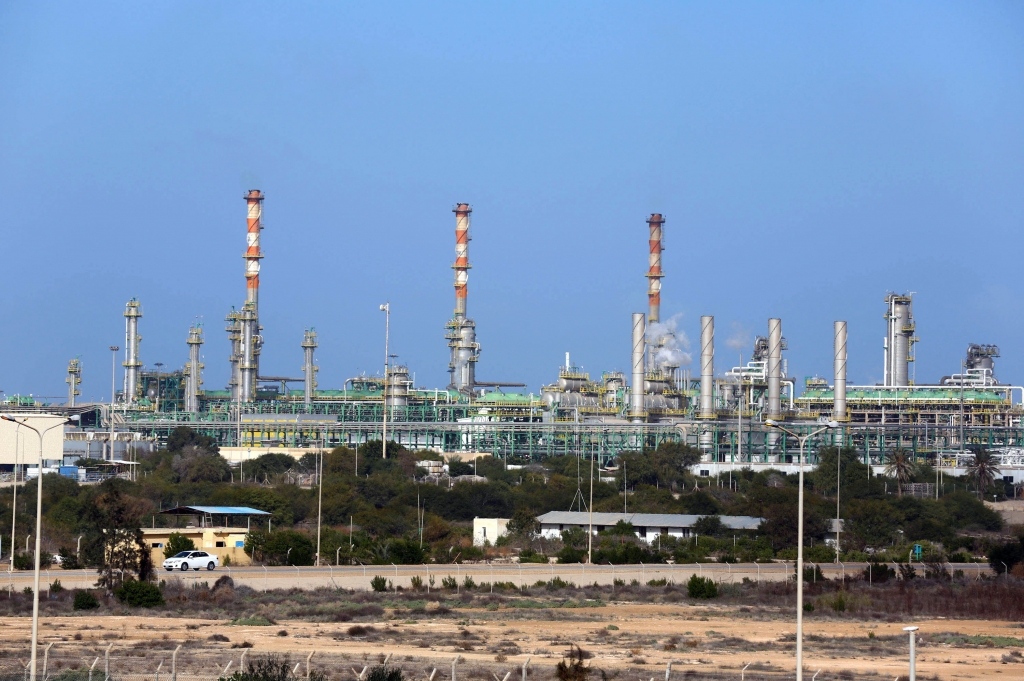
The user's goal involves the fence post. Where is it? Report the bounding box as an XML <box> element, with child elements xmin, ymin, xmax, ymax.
<box><xmin>451</xmin><ymin>656</ymin><xmax>461</xmax><ymax>681</ymax></box>
<box><xmin>221</xmin><ymin>661</ymin><xmax>233</xmax><ymax>677</ymax></box>
<box><xmin>171</xmin><ymin>644</ymin><xmax>181</xmax><ymax>681</ymax></box>
<box><xmin>240</xmin><ymin>649</ymin><xmax>249</xmax><ymax>673</ymax></box>
<box><xmin>88</xmin><ymin>657</ymin><xmax>99</xmax><ymax>681</ymax></box>
<box><xmin>156</xmin><ymin>660</ymin><xmax>163</xmax><ymax>681</ymax></box>
<box><xmin>664</xmin><ymin>661</ymin><xmax>671</xmax><ymax>681</ymax></box>
<box><xmin>42</xmin><ymin>642</ymin><xmax>53</xmax><ymax>681</ymax></box>
<box><xmin>306</xmin><ymin>652</ymin><xmax>315</xmax><ymax>679</ymax></box>
<box><xmin>521</xmin><ymin>657</ymin><xmax>530</xmax><ymax>681</ymax></box>
<box><xmin>105</xmin><ymin>643</ymin><xmax>114</xmax><ymax>681</ymax></box>
<box><xmin>263</xmin><ymin>565</ymin><xmax>268</xmax><ymax>592</ymax></box>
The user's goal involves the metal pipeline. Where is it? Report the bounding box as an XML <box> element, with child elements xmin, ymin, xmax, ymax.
<box><xmin>767</xmin><ymin>318</ymin><xmax>782</xmax><ymax>420</ymax></box>
<box><xmin>630</xmin><ymin>313</ymin><xmax>646</xmax><ymax>420</ymax></box>
<box><xmin>834</xmin><ymin>321</ymin><xmax>847</xmax><ymax>421</ymax></box>
<box><xmin>699</xmin><ymin>316</ymin><xmax>714</xmax><ymax>418</ymax></box>
<box><xmin>645</xmin><ymin>214</ymin><xmax>664</xmax><ymax>325</ymax></box>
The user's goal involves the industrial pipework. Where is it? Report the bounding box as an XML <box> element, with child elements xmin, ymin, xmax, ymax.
<box><xmin>66</xmin><ymin>358</ymin><xmax>81</xmax><ymax>407</ymax></box>
<box><xmin>699</xmin><ymin>316</ymin><xmax>715</xmax><ymax>418</ymax></box>
<box><xmin>302</xmin><ymin>328</ymin><xmax>318</xmax><ymax>406</ymax></box>
<box><xmin>883</xmin><ymin>293</ymin><xmax>915</xmax><ymax>387</ymax></box>
<box><xmin>833</xmin><ymin>321</ymin><xmax>847</xmax><ymax>421</ymax></box>
<box><xmin>767</xmin><ymin>318</ymin><xmax>783</xmax><ymax>420</ymax></box>
<box><xmin>645</xmin><ymin>213</ymin><xmax>664</xmax><ymax>325</ymax></box>
<box><xmin>123</xmin><ymin>298</ymin><xmax>142</xmax><ymax>402</ymax></box>
<box><xmin>185</xmin><ymin>323</ymin><xmax>204</xmax><ymax>412</ymax></box>
<box><xmin>446</xmin><ymin>203</ymin><xmax>480</xmax><ymax>393</ymax></box>
<box><xmin>225</xmin><ymin>308</ymin><xmax>241</xmax><ymax>401</ymax></box>
<box><xmin>630</xmin><ymin>313</ymin><xmax>646</xmax><ymax>421</ymax></box>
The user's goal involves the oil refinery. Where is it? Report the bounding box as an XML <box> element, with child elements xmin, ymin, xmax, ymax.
<box><xmin>4</xmin><ymin>190</ymin><xmax>1023</xmax><ymax>479</ymax></box>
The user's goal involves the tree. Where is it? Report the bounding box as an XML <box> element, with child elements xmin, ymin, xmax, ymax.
<box><xmin>83</xmin><ymin>480</ymin><xmax>152</xmax><ymax>593</ymax></box>
<box><xmin>506</xmin><ymin>507</ymin><xmax>540</xmax><ymax>538</ymax></box>
<box><xmin>966</xmin><ymin>450</ymin><xmax>999</xmax><ymax>500</ymax></box>
<box><xmin>811</xmin><ymin>446</ymin><xmax>870</xmax><ymax>497</ymax></box>
<box><xmin>244</xmin><ymin>453</ymin><xmax>296</xmax><ymax>482</ymax></box>
<box><xmin>693</xmin><ymin>515</ymin><xmax>724</xmax><ymax>537</ymax></box>
<box><xmin>166</xmin><ymin>426</ymin><xmax>218</xmax><ymax>454</ymax></box>
<box><xmin>172</xmin><ymin>446</ymin><xmax>231</xmax><ymax>483</ymax></box>
<box><xmin>883</xmin><ymin>449</ymin><xmax>915</xmax><ymax>496</ymax></box>
<box><xmin>163</xmin><ymin>532</ymin><xmax>196</xmax><ymax>559</ymax></box>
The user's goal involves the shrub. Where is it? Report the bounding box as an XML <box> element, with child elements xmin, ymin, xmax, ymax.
<box><xmin>409</xmin><ymin>575</ymin><xmax>423</xmax><ymax>590</ymax></box>
<box><xmin>370</xmin><ymin>576</ymin><xmax>389</xmax><ymax>592</ymax></box>
<box><xmin>114</xmin><ymin>580</ymin><xmax>164</xmax><ymax>607</ymax></box>
<box><xmin>555</xmin><ymin>644</ymin><xmax>590</xmax><ymax>681</ymax></box>
<box><xmin>72</xmin><ymin>590</ymin><xmax>99</xmax><ymax>610</ymax></box>
<box><xmin>897</xmin><ymin>562</ymin><xmax>917</xmax><ymax>581</ymax></box>
<box><xmin>50</xmin><ymin>579</ymin><xmax>64</xmax><ymax>593</ymax></box>
<box><xmin>647</xmin><ymin>578</ymin><xmax>667</xmax><ymax>587</ymax></box>
<box><xmin>365</xmin><ymin>666</ymin><xmax>403</xmax><ymax>681</ymax></box>
<box><xmin>57</xmin><ymin>547</ymin><xmax>80</xmax><ymax>570</ymax></box>
<box><xmin>687</xmin><ymin>574</ymin><xmax>718</xmax><ymax>599</ymax></box>
<box><xmin>462</xmin><ymin>576</ymin><xmax>476</xmax><ymax>589</ymax></box>
<box><xmin>223</xmin><ymin>654</ymin><xmax>328</xmax><ymax>681</ymax></box>
<box><xmin>802</xmin><ymin>565</ymin><xmax>824</xmax><ymax>582</ymax></box>
<box><xmin>164</xmin><ymin>533</ymin><xmax>197</xmax><ymax>560</ymax></box>
<box><xmin>863</xmin><ymin>561</ymin><xmax>894</xmax><ymax>583</ymax></box>
<box><xmin>441</xmin><ymin>576</ymin><xmax>458</xmax><ymax>589</ymax></box>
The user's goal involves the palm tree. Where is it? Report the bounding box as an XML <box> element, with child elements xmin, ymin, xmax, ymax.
<box><xmin>884</xmin><ymin>448</ymin><xmax>915</xmax><ymax>496</ymax></box>
<box><xmin>966</xmin><ymin>450</ymin><xmax>999</xmax><ymax>500</ymax></box>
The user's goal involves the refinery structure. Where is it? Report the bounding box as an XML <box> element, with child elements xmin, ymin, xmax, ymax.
<box><xmin>5</xmin><ymin>191</ymin><xmax>1024</xmax><ymax>476</ymax></box>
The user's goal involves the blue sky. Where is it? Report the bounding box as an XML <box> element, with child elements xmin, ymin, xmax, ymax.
<box><xmin>1</xmin><ymin>2</ymin><xmax>1022</xmax><ymax>401</ymax></box>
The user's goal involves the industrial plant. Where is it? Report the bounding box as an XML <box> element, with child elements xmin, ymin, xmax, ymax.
<box><xmin>4</xmin><ymin>191</ymin><xmax>1023</xmax><ymax>480</ymax></box>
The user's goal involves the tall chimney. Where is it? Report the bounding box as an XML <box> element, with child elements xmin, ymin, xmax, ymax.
<box><xmin>645</xmin><ymin>214</ymin><xmax>665</xmax><ymax>325</ymax></box>
<box><xmin>699</xmin><ymin>316</ymin><xmax>715</xmax><ymax>418</ymax></box>
<box><xmin>302</xmin><ymin>328</ymin><xmax>319</xmax><ymax>406</ymax></box>
<box><xmin>453</xmin><ymin>203</ymin><xmax>471</xmax><ymax>318</ymax></box>
<box><xmin>834</xmin><ymin>321</ymin><xmax>847</xmax><ymax>421</ymax></box>
<box><xmin>185</xmin><ymin>323</ymin><xmax>204</xmax><ymax>412</ymax></box>
<box><xmin>767</xmin><ymin>318</ymin><xmax>782</xmax><ymax>420</ymax></box>
<box><xmin>240</xmin><ymin>190</ymin><xmax>265</xmax><ymax>402</ymax></box>
<box><xmin>630</xmin><ymin>313</ymin><xmax>646</xmax><ymax>420</ymax></box>
<box><xmin>123</xmin><ymin>299</ymin><xmax>142</xmax><ymax>402</ymax></box>
<box><xmin>446</xmin><ymin>203</ymin><xmax>479</xmax><ymax>392</ymax></box>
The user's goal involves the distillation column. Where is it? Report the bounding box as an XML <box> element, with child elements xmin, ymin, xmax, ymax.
<box><xmin>446</xmin><ymin>203</ymin><xmax>479</xmax><ymax>393</ymax></box>
<box><xmin>883</xmin><ymin>293</ymin><xmax>915</xmax><ymax>387</ymax></box>
<box><xmin>225</xmin><ymin>309</ymin><xmax>241</xmax><ymax>400</ymax></box>
<box><xmin>239</xmin><ymin>190</ymin><xmax>265</xmax><ymax>402</ymax></box>
<box><xmin>699</xmin><ymin>316</ymin><xmax>715</xmax><ymax>418</ymax></box>
<box><xmin>645</xmin><ymin>214</ymin><xmax>664</xmax><ymax>324</ymax></box>
<box><xmin>123</xmin><ymin>299</ymin><xmax>142</xmax><ymax>402</ymax></box>
<box><xmin>185</xmin><ymin>323</ymin><xmax>204</xmax><ymax>412</ymax></box>
<box><xmin>302</xmin><ymin>328</ymin><xmax>318</xmax><ymax>406</ymax></box>
<box><xmin>66</xmin><ymin>359</ymin><xmax>81</xmax><ymax>407</ymax></box>
<box><xmin>834</xmin><ymin>321</ymin><xmax>847</xmax><ymax>421</ymax></box>
<box><xmin>630</xmin><ymin>313</ymin><xmax>646</xmax><ymax>421</ymax></box>
<box><xmin>767</xmin><ymin>318</ymin><xmax>783</xmax><ymax>421</ymax></box>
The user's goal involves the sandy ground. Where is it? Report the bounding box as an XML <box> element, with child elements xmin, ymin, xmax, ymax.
<box><xmin>1</xmin><ymin>604</ymin><xmax>1020</xmax><ymax>680</ymax></box>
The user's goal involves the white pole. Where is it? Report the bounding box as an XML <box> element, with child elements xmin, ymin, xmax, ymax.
<box><xmin>380</xmin><ymin>303</ymin><xmax>390</xmax><ymax>459</ymax></box>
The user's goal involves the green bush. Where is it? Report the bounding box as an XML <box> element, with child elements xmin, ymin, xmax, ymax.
<box><xmin>462</xmin><ymin>576</ymin><xmax>476</xmax><ymax>589</ymax></box>
<box><xmin>163</xmin><ymin>532</ymin><xmax>197</xmax><ymax>560</ymax></box>
<box><xmin>441</xmin><ymin>576</ymin><xmax>458</xmax><ymax>589</ymax></box>
<box><xmin>114</xmin><ymin>580</ymin><xmax>164</xmax><ymax>607</ymax></box>
<box><xmin>365</xmin><ymin>665</ymin><xmax>404</xmax><ymax>681</ymax></box>
<box><xmin>863</xmin><ymin>561</ymin><xmax>895</xmax><ymax>583</ymax></box>
<box><xmin>222</xmin><ymin>654</ymin><xmax>327</xmax><ymax>681</ymax></box>
<box><xmin>409</xmin><ymin>575</ymin><xmax>423</xmax><ymax>590</ymax></box>
<box><xmin>646</xmin><ymin>578</ymin><xmax>667</xmax><ymax>587</ymax></box>
<box><xmin>57</xmin><ymin>547</ymin><xmax>81</xmax><ymax>570</ymax></box>
<box><xmin>686</xmin><ymin>574</ymin><xmax>718</xmax><ymax>599</ymax></box>
<box><xmin>72</xmin><ymin>590</ymin><xmax>99</xmax><ymax>610</ymax></box>
<box><xmin>50</xmin><ymin>579</ymin><xmax>64</xmax><ymax>593</ymax></box>
<box><xmin>370</xmin><ymin>575</ymin><xmax>389</xmax><ymax>592</ymax></box>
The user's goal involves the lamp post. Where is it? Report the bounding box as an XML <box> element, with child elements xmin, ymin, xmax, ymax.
<box><xmin>379</xmin><ymin>303</ymin><xmax>390</xmax><ymax>459</ymax></box>
<box><xmin>1</xmin><ymin>413</ymin><xmax>79</xmax><ymax>681</ymax></box>
<box><xmin>903</xmin><ymin>626</ymin><xmax>919</xmax><ymax>681</ymax></box>
<box><xmin>765</xmin><ymin>419</ymin><xmax>838</xmax><ymax>681</ymax></box>
<box><xmin>109</xmin><ymin>346</ymin><xmax>119</xmax><ymax>463</ymax></box>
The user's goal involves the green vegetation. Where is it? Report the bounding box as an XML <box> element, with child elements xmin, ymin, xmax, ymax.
<box><xmin>164</xmin><ymin>532</ymin><xmax>197</xmax><ymax>559</ymax></box>
<box><xmin>0</xmin><ymin>430</ymin><xmax>1005</xmax><ymax>574</ymax></box>
<box><xmin>686</xmin><ymin>574</ymin><xmax>718</xmax><ymax>599</ymax></box>
<box><xmin>114</xmin><ymin>579</ymin><xmax>165</xmax><ymax>607</ymax></box>
<box><xmin>72</xmin><ymin>590</ymin><xmax>99</xmax><ymax>610</ymax></box>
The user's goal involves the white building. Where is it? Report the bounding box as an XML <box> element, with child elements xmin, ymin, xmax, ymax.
<box><xmin>473</xmin><ymin>517</ymin><xmax>509</xmax><ymax>546</ymax></box>
<box><xmin>537</xmin><ymin>511</ymin><xmax>763</xmax><ymax>543</ymax></box>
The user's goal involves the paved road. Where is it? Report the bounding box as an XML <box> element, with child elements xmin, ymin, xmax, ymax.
<box><xmin>3</xmin><ymin>562</ymin><xmax>993</xmax><ymax>593</ymax></box>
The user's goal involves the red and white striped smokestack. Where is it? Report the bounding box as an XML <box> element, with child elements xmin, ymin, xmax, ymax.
<box><xmin>645</xmin><ymin>213</ymin><xmax>665</xmax><ymax>324</ymax></box>
<box><xmin>452</xmin><ymin>203</ymin><xmax>472</xmax><ymax>318</ymax></box>
<box><xmin>245</xmin><ymin>190</ymin><xmax>264</xmax><ymax>308</ymax></box>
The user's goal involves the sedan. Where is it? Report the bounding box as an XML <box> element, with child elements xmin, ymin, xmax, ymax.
<box><xmin>162</xmin><ymin>551</ymin><xmax>219</xmax><ymax>572</ymax></box>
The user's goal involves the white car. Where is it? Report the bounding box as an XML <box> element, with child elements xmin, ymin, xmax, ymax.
<box><xmin>163</xmin><ymin>551</ymin><xmax>219</xmax><ymax>572</ymax></box>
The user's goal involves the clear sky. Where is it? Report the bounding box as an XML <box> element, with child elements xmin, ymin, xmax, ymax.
<box><xmin>1</xmin><ymin>2</ymin><xmax>1022</xmax><ymax>401</ymax></box>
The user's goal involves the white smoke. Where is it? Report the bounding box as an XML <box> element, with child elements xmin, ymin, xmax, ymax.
<box><xmin>647</xmin><ymin>314</ymin><xmax>692</xmax><ymax>368</ymax></box>
<box><xmin>725</xmin><ymin>322</ymin><xmax>751</xmax><ymax>352</ymax></box>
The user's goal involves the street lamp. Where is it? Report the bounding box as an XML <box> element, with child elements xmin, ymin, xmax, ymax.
<box><xmin>1</xmin><ymin>413</ymin><xmax>79</xmax><ymax>681</ymax></box>
<box><xmin>903</xmin><ymin>626</ymin><xmax>919</xmax><ymax>681</ymax></box>
<box><xmin>765</xmin><ymin>418</ymin><xmax>838</xmax><ymax>681</ymax></box>
<box><xmin>379</xmin><ymin>303</ymin><xmax>390</xmax><ymax>459</ymax></box>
